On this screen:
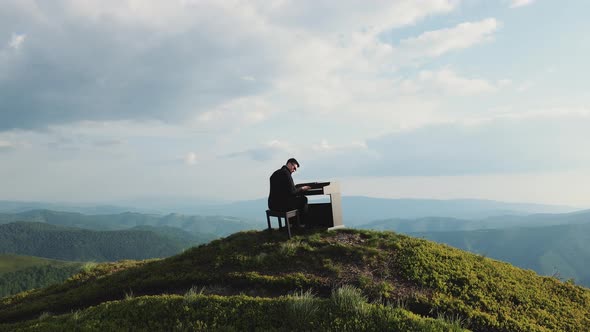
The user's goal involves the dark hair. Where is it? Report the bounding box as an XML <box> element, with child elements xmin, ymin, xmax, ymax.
<box><xmin>286</xmin><ymin>158</ymin><xmax>300</xmax><ymax>167</ymax></box>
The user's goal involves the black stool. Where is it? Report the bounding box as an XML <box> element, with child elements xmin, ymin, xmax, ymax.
<box><xmin>266</xmin><ymin>209</ymin><xmax>300</xmax><ymax>238</ymax></box>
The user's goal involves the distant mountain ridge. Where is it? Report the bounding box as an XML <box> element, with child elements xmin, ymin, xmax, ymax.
<box><xmin>0</xmin><ymin>209</ymin><xmax>256</xmax><ymax>237</ymax></box>
<box><xmin>340</xmin><ymin>197</ymin><xmax>578</xmax><ymax>225</ymax></box>
<box><xmin>0</xmin><ymin>201</ymin><xmax>146</xmax><ymax>215</ymax></box>
<box><xmin>1</xmin><ymin>197</ymin><xmax>578</xmax><ymax>226</ymax></box>
<box><xmin>358</xmin><ymin>209</ymin><xmax>590</xmax><ymax>233</ymax></box>
<box><xmin>172</xmin><ymin>196</ymin><xmax>578</xmax><ymax>226</ymax></box>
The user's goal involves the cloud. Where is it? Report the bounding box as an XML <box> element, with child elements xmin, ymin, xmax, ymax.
<box><xmin>311</xmin><ymin>139</ymin><xmax>368</xmax><ymax>152</ymax></box>
<box><xmin>0</xmin><ymin>140</ymin><xmax>16</xmax><ymax>151</ymax></box>
<box><xmin>0</xmin><ymin>133</ymin><xmax>33</xmax><ymax>151</ymax></box>
<box><xmin>401</xmin><ymin>69</ymin><xmax>499</xmax><ymax>96</ymax></box>
<box><xmin>255</xmin><ymin>0</ymin><xmax>459</xmax><ymax>35</ymax></box>
<box><xmin>225</xmin><ymin>139</ymin><xmax>373</xmax><ymax>167</ymax></box>
<box><xmin>222</xmin><ymin>138</ymin><xmax>376</xmax><ymax>179</ymax></box>
<box><xmin>184</xmin><ymin>152</ymin><xmax>198</xmax><ymax>165</ymax></box>
<box><xmin>306</xmin><ymin>113</ymin><xmax>590</xmax><ymax>177</ymax></box>
<box><xmin>510</xmin><ymin>0</ymin><xmax>536</xmax><ymax>8</ymax></box>
<box><xmin>223</xmin><ymin>140</ymin><xmax>294</xmax><ymax>162</ymax></box>
<box><xmin>195</xmin><ymin>96</ymin><xmax>276</xmax><ymax>130</ymax></box>
<box><xmin>398</xmin><ymin>18</ymin><xmax>499</xmax><ymax>59</ymax></box>
<box><xmin>8</xmin><ymin>33</ymin><xmax>26</xmax><ymax>49</ymax></box>
<box><xmin>0</xmin><ymin>1</ymin><xmax>470</xmax><ymax>132</ymax></box>
<box><xmin>516</xmin><ymin>80</ymin><xmax>534</xmax><ymax>92</ymax></box>
<box><xmin>93</xmin><ymin>139</ymin><xmax>125</xmax><ymax>147</ymax></box>
<box><xmin>0</xmin><ymin>1</ymin><xmax>280</xmax><ymax>131</ymax></box>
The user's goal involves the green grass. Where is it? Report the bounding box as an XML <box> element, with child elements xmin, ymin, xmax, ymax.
<box><xmin>0</xmin><ymin>292</ymin><xmax>467</xmax><ymax>332</ymax></box>
<box><xmin>1</xmin><ymin>228</ymin><xmax>589</xmax><ymax>332</ymax></box>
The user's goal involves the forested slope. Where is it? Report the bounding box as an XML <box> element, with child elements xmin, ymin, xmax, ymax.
<box><xmin>0</xmin><ymin>222</ymin><xmax>195</xmax><ymax>261</ymax></box>
<box><xmin>0</xmin><ymin>254</ymin><xmax>84</xmax><ymax>298</ymax></box>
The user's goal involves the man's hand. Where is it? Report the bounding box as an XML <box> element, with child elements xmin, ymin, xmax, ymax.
<box><xmin>301</xmin><ymin>185</ymin><xmax>311</xmax><ymax>191</ymax></box>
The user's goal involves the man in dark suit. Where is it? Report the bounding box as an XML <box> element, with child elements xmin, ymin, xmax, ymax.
<box><xmin>268</xmin><ymin>158</ymin><xmax>311</xmax><ymax>221</ymax></box>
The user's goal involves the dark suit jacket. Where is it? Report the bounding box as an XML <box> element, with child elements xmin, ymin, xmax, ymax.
<box><xmin>268</xmin><ymin>166</ymin><xmax>299</xmax><ymax>211</ymax></box>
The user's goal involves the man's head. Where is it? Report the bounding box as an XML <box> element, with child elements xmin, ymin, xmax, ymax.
<box><xmin>286</xmin><ymin>158</ymin><xmax>300</xmax><ymax>173</ymax></box>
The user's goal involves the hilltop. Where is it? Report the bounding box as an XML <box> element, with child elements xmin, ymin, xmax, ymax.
<box><xmin>1</xmin><ymin>229</ymin><xmax>589</xmax><ymax>331</ymax></box>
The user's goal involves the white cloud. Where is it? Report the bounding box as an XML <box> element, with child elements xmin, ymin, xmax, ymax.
<box><xmin>93</xmin><ymin>139</ymin><xmax>125</xmax><ymax>146</ymax></box>
<box><xmin>224</xmin><ymin>139</ymin><xmax>296</xmax><ymax>162</ymax></box>
<box><xmin>259</xmin><ymin>0</ymin><xmax>459</xmax><ymax>34</ymax></box>
<box><xmin>0</xmin><ymin>0</ymin><xmax>470</xmax><ymax>132</ymax></box>
<box><xmin>8</xmin><ymin>33</ymin><xmax>26</xmax><ymax>49</ymax></box>
<box><xmin>516</xmin><ymin>80</ymin><xmax>534</xmax><ymax>92</ymax></box>
<box><xmin>311</xmin><ymin>139</ymin><xmax>368</xmax><ymax>152</ymax></box>
<box><xmin>0</xmin><ymin>132</ymin><xmax>32</xmax><ymax>151</ymax></box>
<box><xmin>399</xmin><ymin>18</ymin><xmax>499</xmax><ymax>58</ymax></box>
<box><xmin>185</xmin><ymin>152</ymin><xmax>198</xmax><ymax>165</ymax></box>
<box><xmin>495</xmin><ymin>107</ymin><xmax>590</xmax><ymax>120</ymax></box>
<box><xmin>0</xmin><ymin>140</ymin><xmax>15</xmax><ymax>150</ymax></box>
<box><xmin>308</xmin><ymin>112</ymin><xmax>590</xmax><ymax>177</ymax></box>
<box><xmin>510</xmin><ymin>0</ymin><xmax>536</xmax><ymax>8</ymax></box>
<box><xmin>414</xmin><ymin>69</ymin><xmax>498</xmax><ymax>96</ymax></box>
<box><xmin>195</xmin><ymin>96</ymin><xmax>276</xmax><ymax>130</ymax></box>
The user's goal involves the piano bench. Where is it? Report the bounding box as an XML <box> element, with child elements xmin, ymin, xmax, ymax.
<box><xmin>266</xmin><ymin>209</ymin><xmax>300</xmax><ymax>238</ymax></box>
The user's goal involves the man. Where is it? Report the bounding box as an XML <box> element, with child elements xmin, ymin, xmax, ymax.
<box><xmin>268</xmin><ymin>158</ymin><xmax>311</xmax><ymax>222</ymax></box>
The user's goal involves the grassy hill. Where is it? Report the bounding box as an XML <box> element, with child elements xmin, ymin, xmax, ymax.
<box><xmin>409</xmin><ymin>222</ymin><xmax>590</xmax><ymax>287</ymax></box>
<box><xmin>0</xmin><ymin>222</ymin><xmax>205</xmax><ymax>261</ymax></box>
<box><xmin>0</xmin><ymin>254</ymin><xmax>84</xmax><ymax>298</ymax></box>
<box><xmin>0</xmin><ymin>229</ymin><xmax>588</xmax><ymax>331</ymax></box>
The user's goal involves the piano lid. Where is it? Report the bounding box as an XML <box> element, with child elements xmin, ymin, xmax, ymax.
<box><xmin>296</xmin><ymin>181</ymin><xmax>330</xmax><ymax>189</ymax></box>
<box><xmin>298</xmin><ymin>181</ymin><xmax>340</xmax><ymax>196</ymax></box>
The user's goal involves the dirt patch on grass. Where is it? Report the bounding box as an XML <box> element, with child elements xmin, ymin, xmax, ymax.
<box><xmin>316</xmin><ymin>231</ymin><xmax>433</xmax><ymax>302</ymax></box>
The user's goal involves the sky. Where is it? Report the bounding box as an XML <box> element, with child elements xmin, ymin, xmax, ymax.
<box><xmin>1</xmin><ymin>0</ymin><xmax>589</xmax><ymax>207</ymax></box>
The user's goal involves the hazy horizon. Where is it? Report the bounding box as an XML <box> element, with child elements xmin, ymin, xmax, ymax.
<box><xmin>1</xmin><ymin>194</ymin><xmax>587</xmax><ymax>211</ymax></box>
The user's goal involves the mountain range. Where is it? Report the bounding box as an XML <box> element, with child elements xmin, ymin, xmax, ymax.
<box><xmin>358</xmin><ymin>209</ymin><xmax>590</xmax><ymax>233</ymax></box>
<box><xmin>1</xmin><ymin>197</ymin><xmax>578</xmax><ymax>225</ymax></box>
<box><xmin>0</xmin><ymin>209</ymin><xmax>256</xmax><ymax>237</ymax></box>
